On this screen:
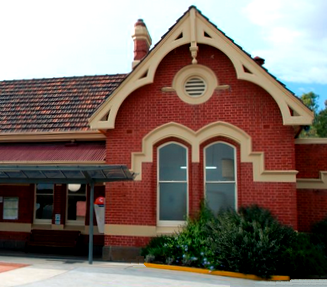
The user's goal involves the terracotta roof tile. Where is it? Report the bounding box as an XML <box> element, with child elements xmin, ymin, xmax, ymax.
<box><xmin>0</xmin><ymin>74</ymin><xmax>127</xmax><ymax>133</ymax></box>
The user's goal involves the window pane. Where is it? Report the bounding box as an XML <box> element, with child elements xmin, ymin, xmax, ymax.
<box><xmin>36</xmin><ymin>195</ymin><xmax>53</xmax><ymax>219</ymax></box>
<box><xmin>36</xmin><ymin>183</ymin><xmax>54</xmax><ymax>194</ymax></box>
<box><xmin>3</xmin><ymin>197</ymin><xmax>18</xmax><ymax>220</ymax></box>
<box><xmin>159</xmin><ymin>182</ymin><xmax>187</xmax><ymax>221</ymax></box>
<box><xmin>159</xmin><ymin>144</ymin><xmax>187</xmax><ymax>181</ymax></box>
<box><xmin>206</xmin><ymin>183</ymin><xmax>235</xmax><ymax>214</ymax></box>
<box><xmin>4</xmin><ymin>198</ymin><xmax>18</xmax><ymax>209</ymax></box>
<box><xmin>206</xmin><ymin>143</ymin><xmax>235</xmax><ymax>181</ymax></box>
<box><xmin>67</xmin><ymin>184</ymin><xmax>86</xmax><ymax>221</ymax></box>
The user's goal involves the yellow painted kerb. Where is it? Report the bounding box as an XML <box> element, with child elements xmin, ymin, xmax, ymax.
<box><xmin>144</xmin><ymin>263</ymin><xmax>290</xmax><ymax>281</ymax></box>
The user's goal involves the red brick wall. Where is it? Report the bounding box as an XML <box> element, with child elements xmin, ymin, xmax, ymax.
<box><xmin>105</xmin><ymin>235</ymin><xmax>151</xmax><ymax>247</ymax></box>
<box><xmin>297</xmin><ymin>189</ymin><xmax>327</xmax><ymax>231</ymax></box>
<box><xmin>0</xmin><ymin>184</ymin><xmax>104</xmax><ymax>236</ymax></box>
<box><xmin>296</xmin><ymin>144</ymin><xmax>327</xmax><ymax>231</ymax></box>
<box><xmin>0</xmin><ymin>231</ymin><xmax>29</xmax><ymax>241</ymax></box>
<box><xmin>105</xmin><ymin>44</ymin><xmax>297</xmax><ymax>246</ymax></box>
<box><xmin>239</xmin><ymin>163</ymin><xmax>298</xmax><ymax>228</ymax></box>
<box><xmin>296</xmin><ymin>144</ymin><xmax>327</xmax><ymax>178</ymax></box>
<box><xmin>0</xmin><ymin>185</ymin><xmax>33</xmax><ymax>244</ymax></box>
<box><xmin>0</xmin><ymin>184</ymin><xmax>34</xmax><ymax>224</ymax></box>
<box><xmin>53</xmin><ymin>184</ymin><xmax>66</xmax><ymax>224</ymax></box>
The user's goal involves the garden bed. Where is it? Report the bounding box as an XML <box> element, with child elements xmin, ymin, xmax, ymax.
<box><xmin>144</xmin><ymin>263</ymin><xmax>290</xmax><ymax>281</ymax></box>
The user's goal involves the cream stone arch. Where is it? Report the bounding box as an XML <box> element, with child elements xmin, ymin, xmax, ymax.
<box><xmin>89</xmin><ymin>7</ymin><xmax>313</xmax><ymax>130</ymax></box>
<box><xmin>131</xmin><ymin>121</ymin><xmax>297</xmax><ymax>182</ymax></box>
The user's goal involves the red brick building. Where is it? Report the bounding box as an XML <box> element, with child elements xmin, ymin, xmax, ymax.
<box><xmin>0</xmin><ymin>7</ymin><xmax>326</xmax><ymax>260</ymax></box>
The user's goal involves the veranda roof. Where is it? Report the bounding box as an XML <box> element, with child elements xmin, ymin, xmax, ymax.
<box><xmin>0</xmin><ymin>164</ymin><xmax>134</xmax><ymax>265</ymax></box>
<box><xmin>0</xmin><ymin>164</ymin><xmax>132</xmax><ymax>184</ymax></box>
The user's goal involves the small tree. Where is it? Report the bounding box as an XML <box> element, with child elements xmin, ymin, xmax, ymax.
<box><xmin>299</xmin><ymin>92</ymin><xmax>319</xmax><ymax>137</ymax></box>
<box><xmin>316</xmin><ymin>100</ymin><xmax>327</xmax><ymax>137</ymax></box>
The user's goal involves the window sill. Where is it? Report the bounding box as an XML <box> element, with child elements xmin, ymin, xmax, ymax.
<box><xmin>157</xmin><ymin>221</ymin><xmax>186</xmax><ymax>227</ymax></box>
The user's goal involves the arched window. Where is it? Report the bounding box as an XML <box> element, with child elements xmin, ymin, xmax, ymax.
<box><xmin>158</xmin><ymin>143</ymin><xmax>188</xmax><ymax>225</ymax></box>
<box><xmin>204</xmin><ymin>142</ymin><xmax>236</xmax><ymax>214</ymax></box>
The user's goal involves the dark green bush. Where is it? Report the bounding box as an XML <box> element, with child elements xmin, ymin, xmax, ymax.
<box><xmin>311</xmin><ymin>216</ymin><xmax>327</xmax><ymax>257</ymax></box>
<box><xmin>142</xmin><ymin>203</ymin><xmax>216</xmax><ymax>267</ymax></box>
<box><xmin>207</xmin><ymin>205</ymin><xmax>295</xmax><ymax>278</ymax></box>
<box><xmin>142</xmin><ymin>204</ymin><xmax>327</xmax><ymax>278</ymax></box>
<box><xmin>287</xmin><ymin>232</ymin><xmax>327</xmax><ymax>278</ymax></box>
<box><xmin>141</xmin><ymin>235</ymin><xmax>173</xmax><ymax>262</ymax></box>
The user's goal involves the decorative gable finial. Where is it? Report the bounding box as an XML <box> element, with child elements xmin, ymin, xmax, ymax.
<box><xmin>189</xmin><ymin>8</ymin><xmax>198</xmax><ymax>64</ymax></box>
<box><xmin>189</xmin><ymin>45</ymin><xmax>198</xmax><ymax>64</ymax></box>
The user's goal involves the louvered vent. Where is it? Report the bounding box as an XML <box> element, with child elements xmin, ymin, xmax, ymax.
<box><xmin>184</xmin><ymin>77</ymin><xmax>206</xmax><ymax>97</ymax></box>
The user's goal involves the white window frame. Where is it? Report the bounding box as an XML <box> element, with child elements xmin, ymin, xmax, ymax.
<box><xmin>34</xmin><ymin>183</ymin><xmax>54</xmax><ymax>225</ymax></box>
<box><xmin>66</xmin><ymin>184</ymin><xmax>87</xmax><ymax>226</ymax></box>
<box><xmin>204</xmin><ymin>141</ymin><xmax>238</xmax><ymax>211</ymax></box>
<box><xmin>157</xmin><ymin>142</ymin><xmax>189</xmax><ymax>226</ymax></box>
<box><xmin>3</xmin><ymin>197</ymin><xmax>19</xmax><ymax>220</ymax></box>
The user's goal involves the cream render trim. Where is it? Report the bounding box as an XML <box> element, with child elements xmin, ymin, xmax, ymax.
<box><xmin>131</xmin><ymin>121</ymin><xmax>298</xmax><ymax>182</ymax></box>
<box><xmin>104</xmin><ymin>224</ymin><xmax>183</xmax><ymax>237</ymax></box>
<box><xmin>0</xmin><ymin>223</ymin><xmax>32</xmax><ymax>232</ymax></box>
<box><xmin>295</xmin><ymin>138</ymin><xmax>327</xmax><ymax>144</ymax></box>
<box><xmin>170</xmin><ymin>64</ymin><xmax>218</xmax><ymax>105</ymax></box>
<box><xmin>0</xmin><ymin>130</ymin><xmax>105</xmax><ymax>143</ymax></box>
<box><xmin>51</xmin><ymin>224</ymin><xmax>64</xmax><ymax>230</ymax></box>
<box><xmin>297</xmin><ymin>172</ymin><xmax>327</xmax><ymax>189</ymax></box>
<box><xmin>89</xmin><ymin>7</ymin><xmax>313</xmax><ymax>130</ymax></box>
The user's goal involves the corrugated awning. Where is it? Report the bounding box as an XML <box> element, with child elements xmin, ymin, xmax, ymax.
<box><xmin>0</xmin><ymin>164</ymin><xmax>135</xmax><ymax>265</ymax></box>
<box><xmin>0</xmin><ymin>142</ymin><xmax>105</xmax><ymax>162</ymax></box>
<box><xmin>0</xmin><ymin>165</ymin><xmax>133</xmax><ymax>184</ymax></box>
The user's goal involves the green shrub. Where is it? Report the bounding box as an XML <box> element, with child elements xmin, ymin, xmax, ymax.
<box><xmin>174</xmin><ymin>203</ymin><xmax>216</xmax><ymax>268</ymax></box>
<box><xmin>141</xmin><ymin>235</ymin><xmax>177</xmax><ymax>263</ymax></box>
<box><xmin>141</xmin><ymin>204</ymin><xmax>327</xmax><ymax>279</ymax></box>
<box><xmin>287</xmin><ymin>232</ymin><xmax>327</xmax><ymax>278</ymax></box>
<box><xmin>206</xmin><ymin>205</ymin><xmax>295</xmax><ymax>278</ymax></box>
<box><xmin>141</xmin><ymin>203</ymin><xmax>217</xmax><ymax>267</ymax></box>
<box><xmin>311</xmin><ymin>216</ymin><xmax>327</xmax><ymax>257</ymax></box>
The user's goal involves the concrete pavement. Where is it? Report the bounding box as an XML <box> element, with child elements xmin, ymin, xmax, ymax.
<box><xmin>0</xmin><ymin>254</ymin><xmax>326</xmax><ymax>287</ymax></box>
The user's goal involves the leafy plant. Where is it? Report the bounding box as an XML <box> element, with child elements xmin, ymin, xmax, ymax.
<box><xmin>206</xmin><ymin>205</ymin><xmax>295</xmax><ymax>278</ymax></box>
<box><xmin>141</xmin><ymin>203</ymin><xmax>216</xmax><ymax>267</ymax></box>
<box><xmin>141</xmin><ymin>204</ymin><xmax>327</xmax><ymax>279</ymax></box>
<box><xmin>287</xmin><ymin>232</ymin><xmax>327</xmax><ymax>278</ymax></box>
<box><xmin>311</xmin><ymin>215</ymin><xmax>327</xmax><ymax>257</ymax></box>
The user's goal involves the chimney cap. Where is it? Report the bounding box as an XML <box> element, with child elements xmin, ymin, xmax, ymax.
<box><xmin>253</xmin><ymin>56</ymin><xmax>265</xmax><ymax>66</ymax></box>
<box><xmin>135</xmin><ymin>19</ymin><xmax>146</xmax><ymax>27</ymax></box>
<box><xmin>132</xmin><ymin>18</ymin><xmax>152</xmax><ymax>68</ymax></box>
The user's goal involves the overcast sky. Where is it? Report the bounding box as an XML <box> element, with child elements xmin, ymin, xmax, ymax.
<box><xmin>0</xmin><ymin>0</ymin><xmax>326</xmax><ymax>109</ymax></box>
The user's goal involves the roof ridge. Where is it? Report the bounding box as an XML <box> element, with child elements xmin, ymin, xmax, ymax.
<box><xmin>0</xmin><ymin>73</ymin><xmax>128</xmax><ymax>84</ymax></box>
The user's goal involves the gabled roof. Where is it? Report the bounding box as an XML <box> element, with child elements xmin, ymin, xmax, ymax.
<box><xmin>0</xmin><ymin>74</ymin><xmax>126</xmax><ymax>133</ymax></box>
<box><xmin>89</xmin><ymin>6</ymin><xmax>313</xmax><ymax>129</ymax></box>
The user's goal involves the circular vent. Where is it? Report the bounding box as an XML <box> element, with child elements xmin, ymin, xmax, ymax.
<box><xmin>184</xmin><ymin>77</ymin><xmax>206</xmax><ymax>97</ymax></box>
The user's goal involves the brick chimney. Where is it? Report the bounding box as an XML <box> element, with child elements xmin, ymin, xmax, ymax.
<box><xmin>132</xmin><ymin>19</ymin><xmax>152</xmax><ymax>68</ymax></box>
<box><xmin>253</xmin><ymin>56</ymin><xmax>265</xmax><ymax>66</ymax></box>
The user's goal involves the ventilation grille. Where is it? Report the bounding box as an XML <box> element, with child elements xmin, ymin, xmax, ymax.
<box><xmin>184</xmin><ymin>77</ymin><xmax>206</xmax><ymax>97</ymax></box>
